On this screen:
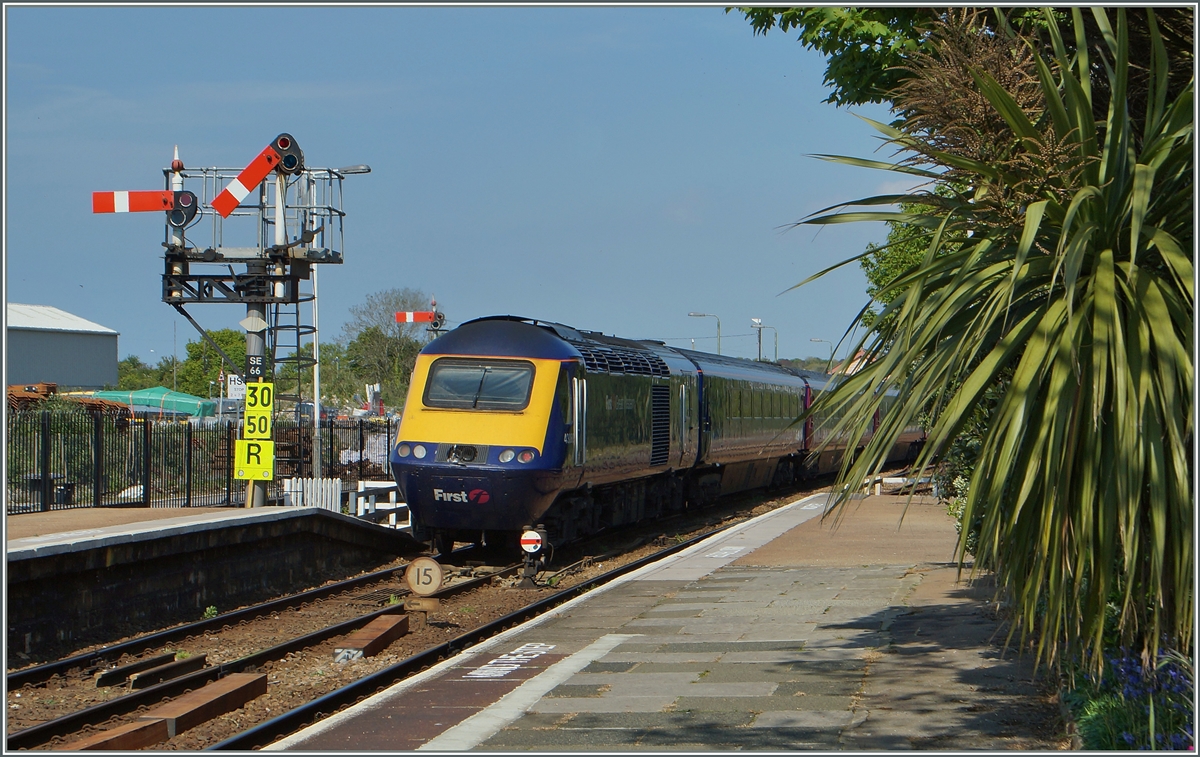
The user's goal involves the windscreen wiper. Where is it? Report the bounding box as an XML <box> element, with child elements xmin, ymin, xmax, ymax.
<box><xmin>471</xmin><ymin>368</ymin><xmax>491</xmax><ymax>408</ymax></box>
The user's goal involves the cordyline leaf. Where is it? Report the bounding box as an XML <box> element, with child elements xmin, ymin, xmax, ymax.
<box><xmin>807</xmin><ymin>154</ymin><xmax>942</xmax><ymax>179</ymax></box>
<box><xmin>973</xmin><ymin>69</ymin><xmax>1042</xmax><ymax>142</ymax></box>
<box><xmin>1128</xmin><ymin>163</ymin><xmax>1155</xmax><ymax>270</ymax></box>
<box><xmin>789</xmin><ymin>8</ymin><xmax>1191</xmax><ymax>673</ymax></box>
<box><xmin>1010</xmin><ymin>200</ymin><xmax>1047</xmax><ymax>310</ymax></box>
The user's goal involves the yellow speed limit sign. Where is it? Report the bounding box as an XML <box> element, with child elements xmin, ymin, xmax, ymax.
<box><xmin>234</xmin><ymin>439</ymin><xmax>275</xmax><ymax>480</ymax></box>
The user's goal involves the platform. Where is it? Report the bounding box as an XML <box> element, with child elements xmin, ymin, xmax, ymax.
<box><xmin>6</xmin><ymin>507</ymin><xmax>422</xmax><ymax>663</ymax></box>
<box><xmin>270</xmin><ymin>493</ymin><xmax>1065</xmax><ymax>751</ymax></box>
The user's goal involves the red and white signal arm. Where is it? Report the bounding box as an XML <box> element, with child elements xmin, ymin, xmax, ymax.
<box><xmin>93</xmin><ymin>190</ymin><xmax>199</xmax><ymax>228</ymax></box>
<box><xmin>92</xmin><ymin>191</ymin><xmax>172</xmax><ymax>213</ymax></box>
<box><xmin>520</xmin><ymin>530</ymin><xmax>544</xmax><ymax>554</ymax></box>
<box><xmin>396</xmin><ymin>311</ymin><xmax>436</xmax><ymax>323</ymax></box>
<box><xmin>211</xmin><ymin>133</ymin><xmax>304</xmax><ymax>218</ymax></box>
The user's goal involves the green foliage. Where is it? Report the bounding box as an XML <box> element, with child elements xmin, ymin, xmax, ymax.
<box><xmin>174</xmin><ymin>329</ymin><xmax>246</xmax><ymax>398</ymax></box>
<box><xmin>1067</xmin><ymin>648</ymin><xmax>1194</xmax><ymax>750</ymax></box>
<box><xmin>116</xmin><ymin>355</ymin><xmax>177</xmax><ymax>391</ymax></box>
<box><xmin>734</xmin><ymin>7</ymin><xmax>938</xmax><ymax>106</ymax></box>
<box><xmin>202</xmin><ymin>606</ymin><xmax>218</xmax><ymax>620</ymax></box>
<box><xmin>794</xmin><ymin>9</ymin><xmax>1193</xmax><ymax>672</ymax></box>
<box><xmin>338</xmin><ymin>288</ymin><xmax>433</xmax><ymax>409</ymax></box>
<box><xmin>778</xmin><ymin>356</ymin><xmax>833</xmax><ymax>373</ymax></box>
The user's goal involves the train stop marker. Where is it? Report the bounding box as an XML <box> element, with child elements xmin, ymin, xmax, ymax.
<box><xmin>520</xmin><ymin>530</ymin><xmax>543</xmax><ymax>553</ymax></box>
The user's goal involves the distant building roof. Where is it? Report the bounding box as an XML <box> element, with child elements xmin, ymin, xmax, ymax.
<box><xmin>7</xmin><ymin>303</ymin><xmax>118</xmax><ymax>335</ymax></box>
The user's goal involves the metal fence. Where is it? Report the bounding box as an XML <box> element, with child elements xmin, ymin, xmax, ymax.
<box><xmin>6</xmin><ymin>409</ymin><xmax>400</xmax><ymax>514</ymax></box>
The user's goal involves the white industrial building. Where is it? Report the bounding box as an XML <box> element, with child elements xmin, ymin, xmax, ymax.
<box><xmin>6</xmin><ymin>303</ymin><xmax>119</xmax><ymax>389</ymax></box>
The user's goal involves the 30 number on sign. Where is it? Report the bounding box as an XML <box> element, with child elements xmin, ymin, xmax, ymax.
<box><xmin>245</xmin><ymin>383</ymin><xmax>274</xmax><ymax>410</ymax></box>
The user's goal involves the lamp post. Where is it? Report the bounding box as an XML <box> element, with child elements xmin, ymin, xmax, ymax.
<box><xmin>688</xmin><ymin>312</ymin><xmax>721</xmax><ymax>355</ymax></box>
<box><xmin>208</xmin><ymin>380</ymin><xmax>215</xmax><ymax>399</ymax></box>
<box><xmin>810</xmin><ymin>338</ymin><xmax>834</xmax><ymax>370</ymax></box>
<box><xmin>761</xmin><ymin>325</ymin><xmax>778</xmax><ymax>362</ymax></box>
<box><xmin>750</xmin><ymin>320</ymin><xmax>777</xmax><ymax>362</ymax></box>
<box><xmin>307</xmin><ymin>164</ymin><xmax>370</xmax><ymax>480</ymax></box>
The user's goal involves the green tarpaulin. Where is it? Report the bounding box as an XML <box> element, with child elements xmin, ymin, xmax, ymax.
<box><xmin>91</xmin><ymin>387</ymin><xmax>217</xmax><ymax>417</ymax></box>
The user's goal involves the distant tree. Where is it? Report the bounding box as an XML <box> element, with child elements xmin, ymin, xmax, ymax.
<box><xmin>735</xmin><ymin>8</ymin><xmax>939</xmax><ymax>106</ymax></box>
<box><xmin>116</xmin><ymin>356</ymin><xmax>157</xmax><ymax>390</ymax></box>
<box><xmin>342</xmin><ymin>288</ymin><xmax>432</xmax><ymax>345</ymax></box>
<box><xmin>174</xmin><ymin>329</ymin><xmax>246</xmax><ymax>398</ymax></box>
<box><xmin>345</xmin><ymin>326</ymin><xmax>424</xmax><ymax>408</ymax></box>
<box><xmin>316</xmin><ymin>342</ymin><xmax>358</xmax><ymax>411</ymax></box>
<box><xmin>341</xmin><ymin>288</ymin><xmax>433</xmax><ymax>409</ymax></box>
<box><xmin>115</xmin><ymin>355</ymin><xmax>178</xmax><ymax>390</ymax></box>
<box><xmin>778</xmin><ymin>356</ymin><xmax>833</xmax><ymax>373</ymax></box>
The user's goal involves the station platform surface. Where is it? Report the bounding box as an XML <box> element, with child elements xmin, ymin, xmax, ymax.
<box><xmin>5</xmin><ymin>506</ymin><xmax>323</xmax><ymax>559</ymax></box>
<box><xmin>271</xmin><ymin>492</ymin><xmax>1065</xmax><ymax>751</ymax></box>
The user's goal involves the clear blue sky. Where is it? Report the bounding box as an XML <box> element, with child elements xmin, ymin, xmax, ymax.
<box><xmin>6</xmin><ymin>5</ymin><xmax>903</xmax><ymax>366</ymax></box>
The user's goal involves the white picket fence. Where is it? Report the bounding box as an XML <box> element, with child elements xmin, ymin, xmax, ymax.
<box><xmin>281</xmin><ymin>477</ymin><xmax>409</xmax><ymax>531</ymax></box>
<box><xmin>282</xmin><ymin>477</ymin><xmax>343</xmax><ymax>512</ymax></box>
<box><xmin>352</xmin><ymin>480</ymin><xmax>410</xmax><ymax>531</ymax></box>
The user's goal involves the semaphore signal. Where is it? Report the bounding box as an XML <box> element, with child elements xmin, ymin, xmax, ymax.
<box><xmin>211</xmin><ymin>133</ymin><xmax>305</xmax><ymax>218</ymax></box>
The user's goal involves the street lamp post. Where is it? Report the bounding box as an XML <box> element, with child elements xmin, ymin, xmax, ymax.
<box><xmin>762</xmin><ymin>326</ymin><xmax>778</xmax><ymax>362</ymax></box>
<box><xmin>810</xmin><ymin>338</ymin><xmax>834</xmax><ymax>370</ymax></box>
<box><xmin>751</xmin><ymin>320</ymin><xmax>778</xmax><ymax>362</ymax></box>
<box><xmin>688</xmin><ymin>312</ymin><xmax>721</xmax><ymax>355</ymax></box>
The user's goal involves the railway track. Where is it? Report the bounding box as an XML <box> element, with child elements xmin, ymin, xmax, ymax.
<box><xmin>9</xmin><ymin>477</ymin><xmax>869</xmax><ymax>750</ymax></box>
<box><xmin>5</xmin><ymin>557</ymin><xmax>514</xmax><ymax>751</ymax></box>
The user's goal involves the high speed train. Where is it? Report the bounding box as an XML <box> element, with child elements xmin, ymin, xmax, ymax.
<box><xmin>389</xmin><ymin>316</ymin><xmax>923</xmax><ymax>555</ymax></box>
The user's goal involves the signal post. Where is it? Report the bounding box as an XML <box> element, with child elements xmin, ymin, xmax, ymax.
<box><xmin>94</xmin><ymin>134</ymin><xmax>368</xmax><ymax>507</ymax></box>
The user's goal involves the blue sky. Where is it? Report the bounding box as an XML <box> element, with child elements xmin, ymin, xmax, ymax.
<box><xmin>6</xmin><ymin>5</ymin><xmax>903</xmax><ymax>366</ymax></box>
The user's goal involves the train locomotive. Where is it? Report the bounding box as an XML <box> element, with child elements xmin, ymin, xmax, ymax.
<box><xmin>389</xmin><ymin>316</ymin><xmax>923</xmax><ymax>556</ymax></box>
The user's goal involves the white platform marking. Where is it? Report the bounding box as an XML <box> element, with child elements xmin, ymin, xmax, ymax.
<box><xmin>417</xmin><ymin>634</ymin><xmax>638</xmax><ymax>751</ymax></box>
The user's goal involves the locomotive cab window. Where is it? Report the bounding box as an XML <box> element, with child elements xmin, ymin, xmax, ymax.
<box><xmin>424</xmin><ymin>359</ymin><xmax>535</xmax><ymax>411</ymax></box>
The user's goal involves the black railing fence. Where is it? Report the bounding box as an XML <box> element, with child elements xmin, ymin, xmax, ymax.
<box><xmin>6</xmin><ymin>409</ymin><xmax>400</xmax><ymax>515</ymax></box>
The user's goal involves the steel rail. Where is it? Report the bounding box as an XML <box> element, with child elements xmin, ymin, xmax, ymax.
<box><xmin>5</xmin><ymin>562</ymin><xmax>416</xmax><ymax>690</ymax></box>
<box><xmin>207</xmin><ymin>525</ymin><xmax>730</xmax><ymax>750</ymax></box>
<box><xmin>4</xmin><ymin>565</ymin><xmax>514</xmax><ymax>751</ymax></box>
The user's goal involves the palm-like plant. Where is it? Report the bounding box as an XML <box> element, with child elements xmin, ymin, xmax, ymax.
<box><xmin>798</xmin><ymin>8</ymin><xmax>1192</xmax><ymax>670</ymax></box>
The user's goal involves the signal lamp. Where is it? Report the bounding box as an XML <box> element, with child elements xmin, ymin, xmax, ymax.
<box><xmin>499</xmin><ymin>449</ymin><xmax>515</xmax><ymax>463</ymax></box>
<box><xmin>413</xmin><ymin>444</ymin><xmax>428</xmax><ymax>459</ymax></box>
<box><xmin>517</xmin><ymin>450</ymin><xmax>535</xmax><ymax>464</ymax></box>
<box><xmin>396</xmin><ymin>443</ymin><xmax>411</xmax><ymax>458</ymax></box>
<box><xmin>167</xmin><ymin>190</ymin><xmax>199</xmax><ymax>228</ymax></box>
<box><xmin>272</xmin><ymin>133</ymin><xmax>305</xmax><ymax>175</ymax></box>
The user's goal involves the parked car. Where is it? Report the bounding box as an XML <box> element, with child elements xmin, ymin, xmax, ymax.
<box><xmin>295</xmin><ymin>402</ymin><xmax>336</xmax><ymax>422</ymax></box>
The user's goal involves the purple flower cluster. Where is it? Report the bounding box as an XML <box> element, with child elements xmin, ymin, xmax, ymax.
<box><xmin>1103</xmin><ymin>649</ymin><xmax>1194</xmax><ymax>751</ymax></box>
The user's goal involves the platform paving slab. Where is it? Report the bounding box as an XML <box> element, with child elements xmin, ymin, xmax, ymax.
<box><xmin>271</xmin><ymin>494</ymin><xmax>1065</xmax><ymax>752</ymax></box>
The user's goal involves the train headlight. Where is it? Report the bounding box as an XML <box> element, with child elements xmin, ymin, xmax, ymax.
<box><xmin>396</xmin><ymin>443</ymin><xmax>411</xmax><ymax>458</ymax></box>
<box><xmin>498</xmin><ymin>449</ymin><xmax>515</xmax><ymax>463</ymax></box>
<box><xmin>413</xmin><ymin>444</ymin><xmax>428</xmax><ymax>459</ymax></box>
<box><xmin>517</xmin><ymin>450</ymin><xmax>536</xmax><ymax>464</ymax></box>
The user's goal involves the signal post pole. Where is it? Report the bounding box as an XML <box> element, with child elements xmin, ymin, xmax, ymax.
<box><xmin>244</xmin><ymin>282</ymin><xmax>269</xmax><ymax>508</ymax></box>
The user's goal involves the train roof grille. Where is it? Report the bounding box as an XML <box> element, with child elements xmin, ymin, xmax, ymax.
<box><xmin>574</xmin><ymin>344</ymin><xmax>670</xmax><ymax>377</ymax></box>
